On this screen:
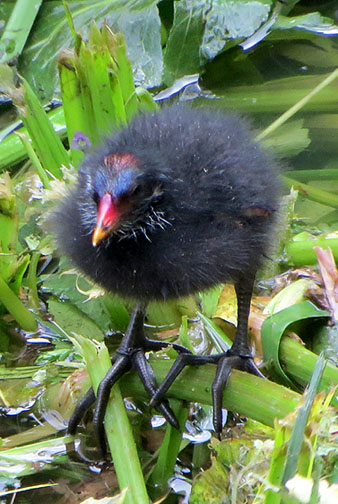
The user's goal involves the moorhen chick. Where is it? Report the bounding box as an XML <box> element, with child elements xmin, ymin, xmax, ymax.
<box><xmin>54</xmin><ymin>105</ymin><xmax>279</xmax><ymax>454</ymax></box>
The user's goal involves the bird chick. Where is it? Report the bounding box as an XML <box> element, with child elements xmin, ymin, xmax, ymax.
<box><xmin>54</xmin><ymin>105</ymin><xmax>279</xmax><ymax>454</ymax></box>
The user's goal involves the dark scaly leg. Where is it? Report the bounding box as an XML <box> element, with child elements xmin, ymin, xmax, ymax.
<box><xmin>68</xmin><ymin>302</ymin><xmax>191</xmax><ymax>455</ymax></box>
<box><xmin>151</xmin><ymin>275</ymin><xmax>265</xmax><ymax>432</ymax></box>
<box><xmin>211</xmin><ymin>275</ymin><xmax>264</xmax><ymax>432</ymax></box>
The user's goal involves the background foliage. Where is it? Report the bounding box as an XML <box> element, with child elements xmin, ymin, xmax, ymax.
<box><xmin>0</xmin><ymin>1</ymin><xmax>338</xmax><ymax>503</ymax></box>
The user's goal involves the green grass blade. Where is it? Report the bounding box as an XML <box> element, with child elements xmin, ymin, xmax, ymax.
<box><xmin>135</xmin><ymin>87</ymin><xmax>159</xmax><ymax>113</ymax></box>
<box><xmin>58</xmin><ymin>52</ymin><xmax>86</xmax><ymax>167</ymax></box>
<box><xmin>15</xmin><ymin>79</ymin><xmax>70</xmax><ymax>178</ymax></box>
<box><xmin>198</xmin><ymin>311</ymin><xmax>233</xmax><ymax>351</ymax></box>
<box><xmin>257</xmin><ymin>67</ymin><xmax>338</xmax><ymax>140</ymax></box>
<box><xmin>16</xmin><ymin>132</ymin><xmax>51</xmax><ymax>188</ymax></box>
<box><xmin>0</xmin><ymin>0</ymin><xmax>43</xmax><ymax>63</ymax></box>
<box><xmin>0</xmin><ymin>275</ymin><xmax>37</xmax><ymax>332</ymax></box>
<box><xmin>107</xmin><ymin>30</ymin><xmax>139</xmax><ymax>121</ymax></box>
<box><xmin>70</xmin><ymin>334</ymin><xmax>149</xmax><ymax>504</ymax></box>
<box><xmin>148</xmin><ymin>400</ymin><xmax>188</xmax><ymax>500</ymax></box>
<box><xmin>282</xmin><ymin>353</ymin><xmax>327</xmax><ymax>484</ymax></box>
<box><xmin>0</xmin><ymin>107</ymin><xmax>67</xmax><ymax>172</ymax></box>
<box><xmin>261</xmin><ymin>301</ymin><xmax>330</xmax><ymax>386</ymax></box>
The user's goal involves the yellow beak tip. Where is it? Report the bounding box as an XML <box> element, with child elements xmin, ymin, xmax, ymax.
<box><xmin>92</xmin><ymin>228</ymin><xmax>104</xmax><ymax>247</ymax></box>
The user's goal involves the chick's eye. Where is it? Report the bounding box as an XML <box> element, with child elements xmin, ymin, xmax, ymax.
<box><xmin>130</xmin><ymin>184</ymin><xmax>142</xmax><ymax>197</ymax></box>
<box><xmin>118</xmin><ymin>184</ymin><xmax>142</xmax><ymax>201</ymax></box>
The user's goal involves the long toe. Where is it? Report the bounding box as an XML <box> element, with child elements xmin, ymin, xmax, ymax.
<box><xmin>212</xmin><ymin>353</ymin><xmax>265</xmax><ymax>433</ymax></box>
<box><xmin>132</xmin><ymin>348</ymin><xmax>181</xmax><ymax>428</ymax></box>
<box><xmin>150</xmin><ymin>353</ymin><xmax>216</xmax><ymax>407</ymax></box>
<box><xmin>68</xmin><ymin>387</ymin><xmax>96</xmax><ymax>435</ymax></box>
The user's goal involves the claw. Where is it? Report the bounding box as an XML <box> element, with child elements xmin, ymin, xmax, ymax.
<box><xmin>212</xmin><ymin>353</ymin><xmax>264</xmax><ymax>432</ymax></box>
<box><xmin>67</xmin><ymin>303</ymin><xmax>183</xmax><ymax>455</ymax></box>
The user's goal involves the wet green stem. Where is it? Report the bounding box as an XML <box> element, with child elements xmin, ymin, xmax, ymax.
<box><xmin>282</xmin><ymin>176</ymin><xmax>338</xmax><ymax>209</ymax></box>
<box><xmin>285</xmin><ymin>237</ymin><xmax>338</xmax><ymax>266</ymax></box>
<box><xmin>0</xmin><ymin>275</ymin><xmax>37</xmax><ymax>331</ymax></box>
<box><xmin>27</xmin><ymin>251</ymin><xmax>41</xmax><ymax>309</ymax></box>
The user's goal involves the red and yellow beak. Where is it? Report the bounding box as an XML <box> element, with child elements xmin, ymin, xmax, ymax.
<box><xmin>92</xmin><ymin>192</ymin><xmax>121</xmax><ymax>247</ymax></box>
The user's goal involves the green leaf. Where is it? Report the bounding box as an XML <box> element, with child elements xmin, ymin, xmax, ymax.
<box><xmin>58</xmin><ymin>22</ymin><xmax>157</xmax><ymax>160</ymax></box>
<box><xmin>200</xmin><ymin>0</ymin><xmax>273</xmax><ymax>62</ymax></box>
<box><xmin>71</xmin><ymin>333</ymin><xmax>149</xmax><ymax>504</ymax></box>
<box><xmin>199</xmin><ymin>285</ymin><xmax>223</xmax><ymax>319</ymax></box>
<box><xmin>19</xmin><ymin>0</ymin><xmax>162</xmax><ymax>101</ymax></box>
<box><xmin>198</xmin><ymin>311</ymin><xmax>233</xmax><ymax>352</ymax></box>
<box><xmin>282</xmin><ymin>354</ymin><xmax>326</xmax><ymax>484</ymax></box>
<box><xmin>0</xmin><ymin>0</ymin><xmax>43</xmax><ymax>64</ymax></box>
<box><xmin>0</xmin><ymin>275</ymin><xmax>37</xmax><ymax>332</ymax></box>
<box><xmin>14</xmin><ymin>79</ymin><xmax>69</xmax><ymax>179</ymax></box>
<box><xmin>148</xmin><ymin>400</ymin><xmax>188</xmax><ymax>500</ymax></box>
<box><xmin>47</xmin><ymin>296</ymin><xmax>105</xmax><ymax>341</ymax></box>
<box><xmin>42</xmin><ymin>262</ymin><xmax>113</xmax><ymax>333</ymax></box>
<box><xmin>0</xmin><ymin>437</ymin><xmax>70</xmax><ymax>479</ymax></box>
<box><xmin>275</xmin><ymin>13</ymin><xmax>338</xmax><ymax>35</ymax></box>
<box><xmin>0</xmin><ymin>107</ymin><xmax>66</xmax><ymax>173</ymax></box>
<box><xmin>261</xmin><ymin>119</ymin><xmax>310</xmax><ymax>157</ymax></box>
<box><xmin>163</xmin><ymin>0</ymin><xmax>204</xmax><ymax>86</ymax></box>
<box><xmin>261</xmin><ymin>301</ymin><xmax>329</xmax><ymax>386</ymax></box>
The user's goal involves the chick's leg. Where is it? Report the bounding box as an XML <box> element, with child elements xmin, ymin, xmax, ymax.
<box><xmin>68</xmin><ymin>303</ymin><xmax>190</xmax><ymax>456</ymax></box>
<box><xmin>151</xmin><ymin>275</ymin><xmax>264</xmax><ymax>433</ymax></box>
<box><xmin>211</xmin><ymin>275</ymin><xmax>264</xmax><ymax>431</ymax></box>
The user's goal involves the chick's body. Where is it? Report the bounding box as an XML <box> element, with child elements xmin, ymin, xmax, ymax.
<box><xmin>55</xmin><ymin>106</ymin><xmax>279</xmax><ymax>301</ymax></box>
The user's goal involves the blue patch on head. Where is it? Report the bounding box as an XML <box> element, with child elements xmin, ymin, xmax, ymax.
<box><xmin>94</xmin><ymin>167</ymin><xmax>139</xmax><ymax>199</ymax></box>
<box><xmin>112</xmin><ymin>169</ymin><xmax>139</xmax><ymax>199</ymax></box>
<box><xmin>94</xmin><ymin>170</ymin><xmax>108</xmax><ymax>196</ymax></box>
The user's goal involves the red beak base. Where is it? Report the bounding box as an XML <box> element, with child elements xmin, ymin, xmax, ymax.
<box><xmin>92</xmin><ymin>193</ymin><xmax>121</xmax><ymax>246</ymax></box>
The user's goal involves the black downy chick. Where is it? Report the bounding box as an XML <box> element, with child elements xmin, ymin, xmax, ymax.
<box><xmin>54</xmin><ymin>105</ymin><xmax>279</xmax><ymax>454</ymax></box>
